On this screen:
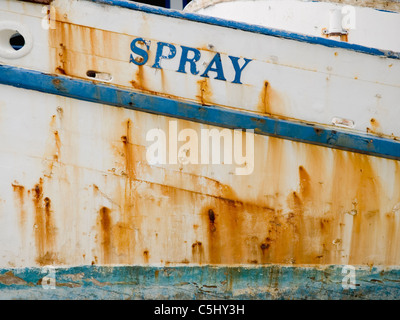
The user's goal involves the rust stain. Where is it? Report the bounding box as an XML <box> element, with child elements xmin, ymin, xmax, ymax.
<box><xmin>367</xmin><ymin>118</ymin><xmax>382</xmax><ymax>136</ymax></box>
<box><xmin>208</xmin><ymin>209</ymin><xmax>216</xmax><ymax>232</ymax></box>
<box><xmin>143</xmin><ymin>250</ymin><xmax>149</xmax><ymax>263</ymax></box>
<box><xmin>49</xmin><ymin>18</ymin><xmax>118</xmax><ymax>78</ymax></box>
<box><xmin>130</xmin><ymin>65</ymin><xmax>146</xmax><ymax>90</ymax></box>
<box><xmin>160</xmin><ymin>68</ymin><xmax>167</xmax><ymax>92</ymax></box>
<box><xmin>204</xmin><ymin>206</ymin><xmax>220</xmax><ymax>264</ymax></box>
<box><xmin>121</xmin><ymin>119</ymin><xmax>136</xmax><ymax>181</ymax></box>
<box><xmin>192</xmin><ymin>241</ymin><xmax>204</xmax><ymax>264</ymax></box>
<box><xmin>257</xmin><ymin>81</ymin><xmax>285</xmax><ymax>115</ymax></box>
<box><xmin>98</xmin><ymin>207</ymin><xmax>112</xmax><ymax>264</ymax></box>
<box><xmin>53</xmin><ymin>130</ymin><xmax>61</xmax><ymax>160</ymax></box>
<box><xmin>260</xmin><ymin>238</ymin><xmax>272</xmax><ymax>263</ymax></box>
<box><xmin>91</xmin><ymin>125</ymin><xmax>400</xmax><ymax>265</ymax></box>
<box><xmin>112</xmin><ymin>221</ymin><xmax>135</xmax><ymax>261</ymax></box>
<box><xmin>43</xmin><ymin>115</ymin><xmax>62</xmax><ymax>178</ymax></box>
<box><xmin>12</xmin><ymin>184</ymin><xmax>26</xmax><ymax>229</ymax></box>
<box><xmin>201</xmin><ymin>199</ymin><xmax>258</xmax><ymax>264</ymax></box>
<box><xmin>347</xmin><ymin>154</ymin><xmax>381</xmax><ymax>265</ymax></box>
<box><xmin>196</xmin><ymin>78</ymin><xmax>212</xmax><ymax>105</ymax></box>
<box><xmin>88</xmin><ymin>135</ymin><xmax>400</xmax><ymax>266</ymax></box>
<box><xmin>258</xmin><ymin>81</ymin><xmax>270</xmax><ymax>114</ymax></box>
<box><xmin>59</xmin><ymin>41</ymin><xmax>68</xmax><ymax>75</ymax></box>
<box><xmin>32</xmin><ymin>179</ymin><xmax>58</xmax><ymax>266</ymax></box>
<box><xmin>298</xmin><ymin>166</ymin><xmax>312</xmax><ymax>200</ymax></box>
<box><xmin>96</xmin><ymin>119</ymin><xmax>139</xmax><ymax>264</ymax></box>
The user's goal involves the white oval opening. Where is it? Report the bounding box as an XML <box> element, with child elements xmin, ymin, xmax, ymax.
<box><xmin>86</xmin><ymin>70</ymin><xmax>113</xmax><ymax>82</ymax></box>
<box><xmin>0</xmin><ymin>21</ymin><xmax>33</xmax><ymax>59</ymax></box>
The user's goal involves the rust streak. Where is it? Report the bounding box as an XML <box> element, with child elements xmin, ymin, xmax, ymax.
<box><xmin>196</xmin><ymin>78</ymin><xmax>212</xmax><ymax>105</ymax></box>
<box><xmin>258</xmin><ymin>80</ymin><xmax>271</xmax><ymax>114</ymax></box>
<box><xmin>12</xmin><ymin>184</ymin><xmax>26</xmax><ymax>229</ymax></box>
<box><xmin>192</xmin><ymin>241</ymin><xmax>204</xmax><ymax>264</ymax></box>
<box><xmin>32</xmin><ymin>179</ymin><xmax>58</xmax><ymax>266</ymax></box>
<box><xmin>143</xmin><ymin>250</ymin><xmax>149</xmax><ymax>263</ymax></box>
<box><xmin>98</xmin><ymin>207</ymin><xmax>112</xmax><ymax>264</ymax></box>
<box><xmin>122</xmin><ymin>119</ymin><xmax>136</xmax><ymax>181</ymax></box>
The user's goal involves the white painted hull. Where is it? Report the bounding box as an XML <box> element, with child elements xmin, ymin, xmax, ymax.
<box><xmin>0</xmin><ymin>0</ymin><xmax>399</xmax><ymax>299</ymax></box>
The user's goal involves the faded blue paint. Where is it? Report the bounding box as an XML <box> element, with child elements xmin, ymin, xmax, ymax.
<box><xmin>88</xmin><ymin>0</ymin><xmax>400</xmax><ymax>60</ymax></box>
<box><xmin>200</xmin><ymin>52</ymin><xmax>226</xmax><ymax>81</ymax></box>
<box><xmin>129</xmin><ymin>37</ymin><xmax>253</xmax><ymax>83</ymax></box>
<box><xmin>129</xmin><ymin>38</ymin><xmax>150</xmax><ymax>66</ymax></box>
<box><xmin>151</xmin><ymin>42</ymin><xmax>177</xmax><ymax>69</ymax></box>
<box><xmin>177</xmin><ymin>46</ymin><xmax>201</xmax><ymax>75</ymax></box>
<box><xmin>0</xmin><ymin>64</ymin><xmax>399</xmax><ymax>161</ymax></box>
<box><xmin>0</xmin><ymin>265</ymin><xmax>399</xmax><ymax>299</ymax></box>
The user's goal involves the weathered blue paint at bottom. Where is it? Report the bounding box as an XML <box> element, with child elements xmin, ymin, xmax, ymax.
<box><xmin>0</xmin><ymin>265</ymin><xmax>399</xmax><ymax>300</ymax></box>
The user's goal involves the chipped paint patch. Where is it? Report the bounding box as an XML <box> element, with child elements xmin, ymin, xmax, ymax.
<box><xmin>0</xmin><ymin>265</ymin><xmax>399</xmax><ymax>299</ymax></box>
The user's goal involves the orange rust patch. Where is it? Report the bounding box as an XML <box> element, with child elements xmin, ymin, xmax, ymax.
<box><xmin>340</xmin><ymin>34</ymin><xmax>348</xmax><ymax>42</ymax></box>
<box><xmin>49</xmin><ymin>19</ymin><xmax>69</xmax><ymax>75</ymax></box>
<box><xmin>49</xmin><ymin>19</ymin><xmax>121</xmax><ymax>78</ymax></box>
<box><xmin>112</xmin><ymin>221</ymin><xmax>135</xmax><ymax>261</ymax></box>
<box><xmin>367</xmin><ymin>118</ymin><xmax>382</xmax><ymax>136</ymax></box>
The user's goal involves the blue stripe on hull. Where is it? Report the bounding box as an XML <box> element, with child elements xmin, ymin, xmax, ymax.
<box><xmin>1</xmin><ymin>64</ymin><xmax>399</xmax><ymax>161</ymax></box>
<box><xmin>0</xmin><ymin>265</ymin><xmax>399</xmax><ymax>299</ymax></box>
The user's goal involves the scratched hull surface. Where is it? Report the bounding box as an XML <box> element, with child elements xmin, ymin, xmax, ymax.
<box><xmin>0</xmin><ymin>0</ymin><xmax>400</xmax><ymax>299</ymax></box>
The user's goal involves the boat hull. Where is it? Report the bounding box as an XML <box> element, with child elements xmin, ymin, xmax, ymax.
<box><xmin>0</xmin><ymin>0</ymin><xmax>399</xmax><ymax>299</ymax></box>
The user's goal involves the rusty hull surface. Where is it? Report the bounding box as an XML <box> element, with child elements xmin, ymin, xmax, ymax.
<box><xmin>1</xmin><ymin>82</ymin><xmax>400</xmax><ymax>298</ymax></box>
<box><xmin>0</xmin><ymin>0</ymin><xmax>400</xmax><ymax>299</ymax></box>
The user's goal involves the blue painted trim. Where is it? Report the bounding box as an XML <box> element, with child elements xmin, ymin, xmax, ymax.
<box><xmin>374</xmin><ymin>8</ymin><xmax>399</xmax><ymax>14</ymax></box>
<box><xmin>1</xmin><ymin>265</ymin><xmax>400</xmax><ymax>299</ymax></box>
<box><xmin>1</xmin><ymin>64</ymin><xmax>400</xmax><ymax>161</ymax></box>
<box><xmin>86</xmin><ymin>0</ymin><xmax>400</xmax><ymax>60</ymax></box>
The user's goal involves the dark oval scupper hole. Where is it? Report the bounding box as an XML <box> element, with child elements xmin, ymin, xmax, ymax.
<box><xmin>10</xmin><ymin>32</ymin><xmax>25</xmax><ymax>51</ymax></box>
<box><xmin>86</xmin><ymin>70</ymin><xmax>96</xmax><ymax>78</ymax></box>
